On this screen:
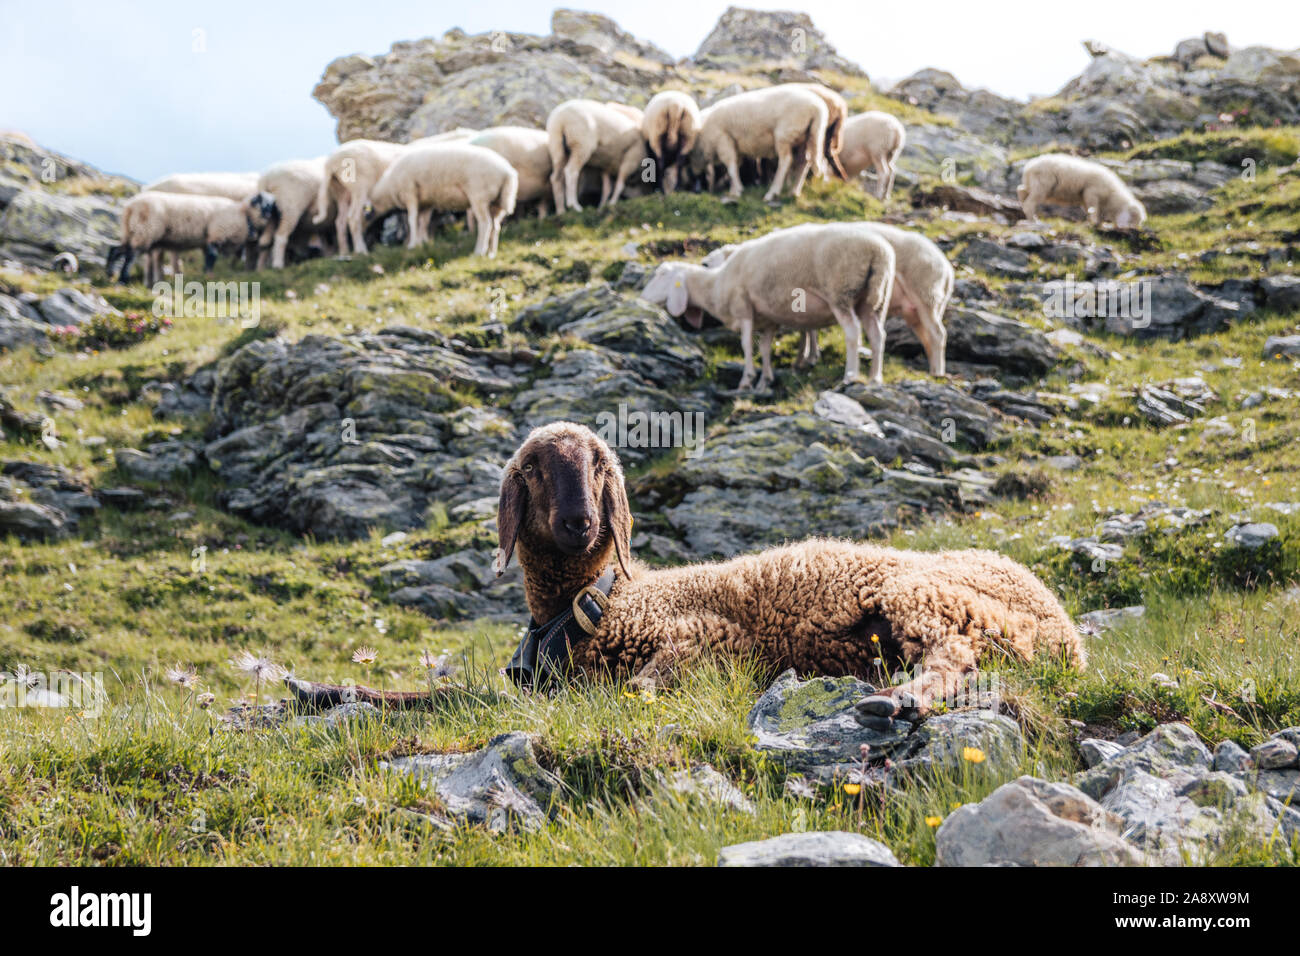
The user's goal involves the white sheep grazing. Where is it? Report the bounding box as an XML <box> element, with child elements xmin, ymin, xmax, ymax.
<box><xmin>108</xmin><ymin>191</ymin><xmax>269</xmax><ymax>284</ymax></box>
<box><xmin>703</xmin><ymin>223</ymin><xmax>951</xmax><ymax>377</ymax></box>
<box><xmin>253</xmin><ymin>157</ymin><xmax>337</xmax><ymax>269</ymax></box>
<box><xmin>368</xmin><ymin>143</ymin><xmax>518</xmax><ymax>256</ymax></box>
<box><xmin>641</xmin><ymin>91</ymin><xmax>701</xmax><ymax>194</ymax></box>
<box><xmin>1018</xmin><ymin>153</ymin><xmax>1147</xmax><ymax>229</ymax></box>
<box><xmin>546</xmin><ymin>99</ymin><xmax>648</xmax><ymax>212</ymax></box>
<box><xmin>643</xmin><ymin>223</ymin><xmax>896</xmax><ymax>389</ymax></box>
<box><xmin>784</xmin><ymin>83</ymin><xmax>850</xmax><ymax>180</ymax></box>
<box><xmin>688</xmin><ymin>85</ymin><xmax>828</xmax><ymax>202</ymax></box>
<box><xmin>839</xmin><ymin>112</ymin><xmax>907</xmax><ymax>200</ymax></box>
<box><xmin>313</xmin><ymin>140</ymin><xmax>407</xmax><ymax>256</ymax></box>
<box><xmin>468</xmin><ymin>126</ymin><xmax>552</xmax><ymax>220</ymax></box>
<box><xmin>142</xmin><ymin>172</ymin><xmax>261</xmax><ymax>275</ymax></box>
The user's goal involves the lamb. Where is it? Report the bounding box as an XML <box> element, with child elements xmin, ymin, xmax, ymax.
<box><xmin>642</xmin><ymin>222</ymin><xmax>895</xmax><ymax>389</ymax></box>
<box><xmin>688</xmin><ymin>85</ymin><xmax>828</xmax><ymax>202</ymax></box>
<box><xmin>546</xmin><ymin>99</ymin><xmax>648</xmax><ymax>212</ymax></box>
<box><xmin>703</xmin><ymin>222</ymin><xmax>950</xmax><ymax>376</ymax></box>
<box><xmin>106</xmin><ymin>190</ymin><xmax>270</xmax><ymax>284</ymax></box>
<box><xmin>252</xmin><ymin>157</ymin><xmax>338</xmax><ymax>269</ymax></box>
<box><xmin>1017</xmin><ymin>153</ymin><xmax>1147</xmax><ymax>229</ymax></box>
<box><xmin>784</xmin><ymin>83</ymin><xmax>850</xmax><ymax>180</ymax></box>
<box><xmin>641</xmin><ymin>90</ymin><xmax>701</xmax><ymax>194</ymax></box>
<box><xmin>367</xmin><ymin>143</ymin><xmax>518</xmax><ymax>256</ymax></box>
<box><xmin>286</xmin><ymin>423</ymin><xmax>1084</xmax><ymax>713</ymax></box>
<box><xmin>839</xmin><ymin>112</ymin><xmax>907</xmax><ymax>200</ymax></box>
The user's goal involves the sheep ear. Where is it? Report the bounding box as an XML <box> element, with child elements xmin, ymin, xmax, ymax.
<box><xmin>493</xmin><ymin>471</ymin><xmax>527</xmax><ymax>576</ymax></box>
<box><xmin>601</xmin><ymin>467</ymin><xmax>635</xmax><ymax>581</ymax></box>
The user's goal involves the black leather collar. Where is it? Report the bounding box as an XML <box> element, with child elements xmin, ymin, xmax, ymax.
<box><xmin>504</xmin><ymin>569</ymin><xmax>615</xmax><ymax>690</ymax></box>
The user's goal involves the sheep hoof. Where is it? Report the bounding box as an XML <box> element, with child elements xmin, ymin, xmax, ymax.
<box><xmin>855</xmin><ymin>694</ymin><xmax>899</xmax><ymax>718</ymax></box>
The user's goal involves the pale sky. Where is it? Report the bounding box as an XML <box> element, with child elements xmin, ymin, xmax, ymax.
<box><xmin>1</xmin><ymin>0</ymin><xmax>1295</xmax><ymax>182</ymax></box>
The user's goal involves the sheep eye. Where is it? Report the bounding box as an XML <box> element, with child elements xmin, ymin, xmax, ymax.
<box><xmin>522</xmin><ymin>463</ymin><xmax>534</xmax><ymax>473</ymax></box>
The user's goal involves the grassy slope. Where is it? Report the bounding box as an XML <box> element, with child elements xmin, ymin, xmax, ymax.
<box><xmin>1</xmin><ymin>127</ymin><xmax>1298</xmax><ymax>865</ymax></box>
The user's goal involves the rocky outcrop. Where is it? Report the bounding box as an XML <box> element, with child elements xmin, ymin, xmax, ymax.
<box><xmin>312</xmin><ymin>8</ymin><xmax>869</xmax><ymax>144</ymax></box>
<box><xmin>890</xmin><ymin>34</ymin><xmax>1300</xmax><ymax>151</ymax></box>
<box><xmin>0</xmin><ymin>134</ymin><xmax>136</xmax><ymax>270</ymax></box>
<box><xmin>690</xmin><ymin>6</ymin><xmax>866</xmax><ymax>77</ymax></box>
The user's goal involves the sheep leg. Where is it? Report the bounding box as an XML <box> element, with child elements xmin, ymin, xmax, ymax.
<box><xmin>734</xmin><ymin>305</ymin><xmax>757</xmax><ymax>390</ymax></box>
<box><xmin>757</xmin><ymin>330</ymin><xmax>775</xmax><ymax>392</ymax></box>
<box><xmin>881</xmin><ymin>157</ymin><xmax>897</xmax><ymax>200</ymax></box>
<box><xmin>795</xmin><ymin>330</ymin><xmax>820</xmax><ymax>370</ymax></box>
<box><xmin>663</xmin><ymin>162</ymin><xmax>679</xmax><ymax>194</ymax></box>
<box><xmin>598</xmin><ymin>172</ymin><xmax>612</xmax><ymax>209</ymax></box>
<box><xmin>608</xmin><ymin>150</ymin><xmax>642</xmax><ymax>206</ymax></box>
<box><xmin>489</xmin><ymin>208</ymin><xmax>507</xmax><ymax>257</ymax></box>
<box><xmin>270</xmin><ymin>229</ymin><xmax>291</xmax><ymax>269</ymax></box>
<box><xmin>563</xmin><ymin>155</ymin><xmax>589</xmax><ymax>211</ymax></box>
<box><xmin>117</xmin><ymin>247</ymin><xmax>137</xmax><ymax>283</ymax></box>
<box><xmin>332</xmin><ymin>194</ymin><xmax>350</xmax><ymax>255</ymax></box>
<box><xmin>417</xmin><ymin>208</ymin><xmax>434</xmax><ymax>245</ymax></box>
<box><xmin>872</xmin><ymin>155</ymin><xmax>890</xmax><ymax>200</ymax></box>
<box><xmin>765</xmin><ymin>143</ymin><xmax>795</xmax><ymax>202</ymax></box>
<box><xmin>916</xmin><ymin>307</ymin><xmax>947</xmax><ymax>377</ymax></box>
<box><xmin>550</xmin><ymin>166</ymin><xmax>567</xmax><ymax>216</ymax></box>
<box><xmin>790</xmin><ymin>142</ymin><xmax>812</xmax><ymax>196</ymax></box>
<box><xmin>348</xmin><ymin>197</ymin><xmax>369</xmax><ymax>255</ymax></box>
<box><xmin>469</xmin><ymin>201</ymin><xmax>492</xmax><ymax>256</ymax></box>
<box><xmin>1082</xmin><ymin>187</ymin><xmax>1104</xmax><ymax>226</ymax></box>
<box><xmin>1017</xmin><ymin>184</ymin><xmax>1040</xmax><ymax>223</ymax></box>
<box><xmin>715</xmin><ymin>139</ymin><xmax>743</xmax><ymax>201</ymax></box>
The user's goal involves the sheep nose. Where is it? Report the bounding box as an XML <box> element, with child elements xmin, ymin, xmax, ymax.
<box><xmin>562</xmin><ymin>514</ymin><xmax>592</xmax><ymax>536</ymax></box>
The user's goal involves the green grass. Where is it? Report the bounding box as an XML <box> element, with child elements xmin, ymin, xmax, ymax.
<box><xmin>2</xmin><ymin>126</ymin><xmax>1300</xmax><ymax>865</ymax></box>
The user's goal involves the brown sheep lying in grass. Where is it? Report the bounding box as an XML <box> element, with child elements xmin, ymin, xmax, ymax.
<box><xmin>290</xmin><ymin>423</ymin><xmax>1084</xmax><ymax>714</ymax></box>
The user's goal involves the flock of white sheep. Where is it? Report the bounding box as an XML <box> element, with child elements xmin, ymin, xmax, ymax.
<box><xmin>105</xmin><ymin>82</ymin><xmax>1149</xmax><ymax>390</ymax></box>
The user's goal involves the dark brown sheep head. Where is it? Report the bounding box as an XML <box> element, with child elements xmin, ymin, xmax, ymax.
<box><xmin>494</xmin><ymin>422</ymin><xmax>635</xmax><ymax>587</ymax></box>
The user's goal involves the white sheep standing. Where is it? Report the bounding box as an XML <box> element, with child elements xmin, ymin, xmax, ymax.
<box><xmin>688</xmin><ymin>85</ymin><xmax>828</xmax><ymax>202</ymax></box>
<box><xmin>312</xmin><ymin>140</ymin><xmax>407</xmax><ymax>256</ymax></box>
<box><xmin>703</xmin><ymin>222</ymin><xmax>951</xmax><ymax>377</ymax></box>
<box><xmin>468</xmin><ymin>126</ymin><xmax>553</xmax><ymax>221</ymax></box>
<box><xmin>367</xmin><ymin>143</ymin><xmax>518</xmax><ymax>256</ymax></box>
<box><xmin>253</xmin><ymin>157</ymin><xmax>337</xmax><ymax>269</ymax></box>
<box><xmin>107</xmin><ymin>191</ymin><xmax>270</xmax><ymax>284</ymax></box>
<box><xmin>784</xmin><ymin>83</ymin><xmax>850</xmax><ymax>180</ymax></box>
<box><xmin>839</xmin><ymin>112</ymin><xmax>907</xmax><ymax>200</ymax></box>
<box><xmin>142</xmin><ymin>171</ymin><xmax>261</xmax><ymax>275</ymax></box>
<box><xmin>312</xmin><ymin>128</ymin><xmax>481</xmax><ymax>256</ymax></box>
<box><xmin>1018</xmin><ymin>153</ymin><xmax>1147</xmax><ymax>228</ymax></box>
<box><xmin>546</xmin><ymin>99</ymin><xmax>648</xmax><ymax>212</ymax></box>
<box><xmin>642</xmin><ymin>223</ymin><xmax>896</xmax><ymax>389</ymax></box>
<box><xmin>641</xmin><ymin>91</ymin><xmax>701</xmax><ymax>194</ymax></box>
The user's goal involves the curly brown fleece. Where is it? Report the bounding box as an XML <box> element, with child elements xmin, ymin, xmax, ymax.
<box><xmin>495</xmin><ymin>422</ymin><xmax>1084</xmax><ymax>708</ymax></box>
